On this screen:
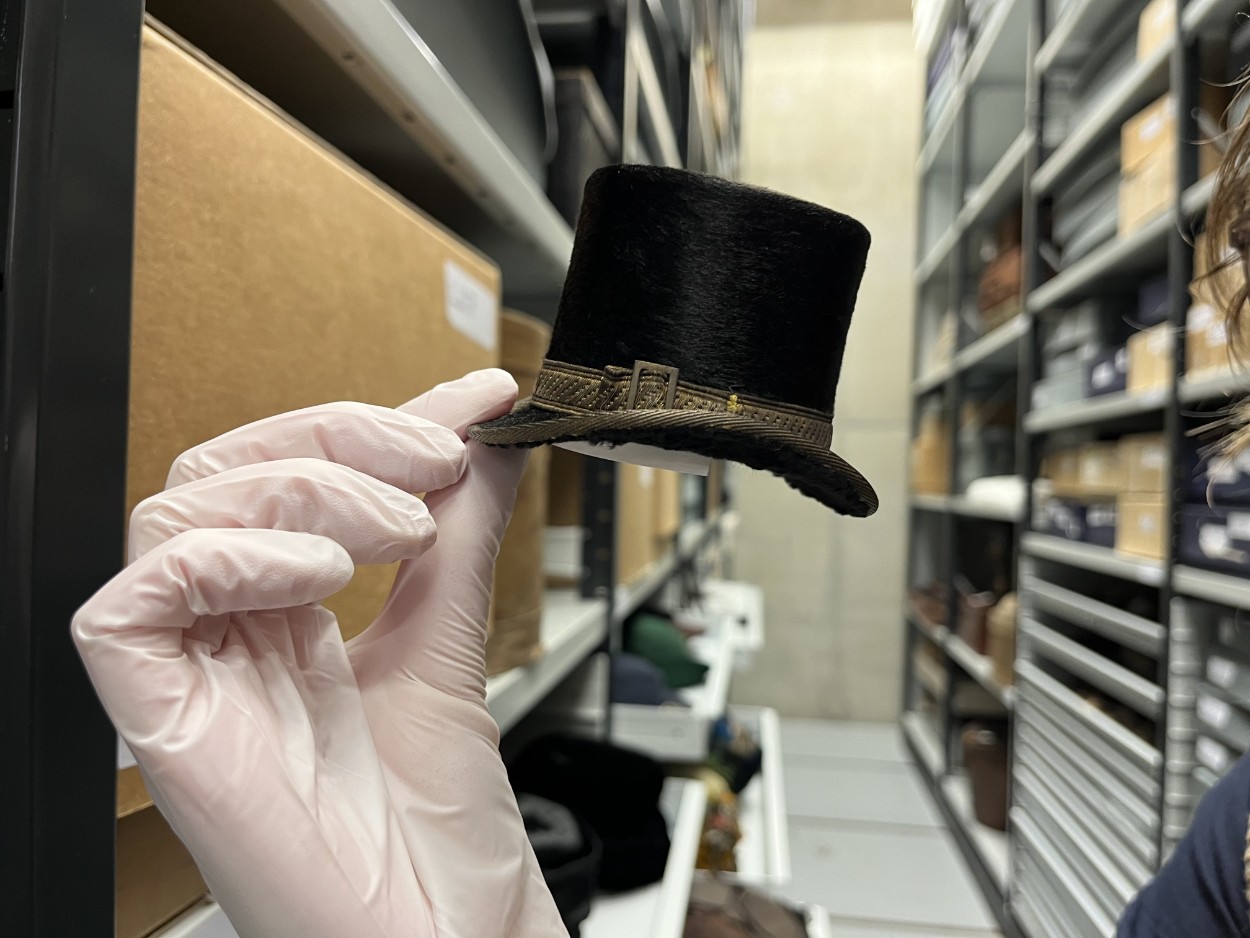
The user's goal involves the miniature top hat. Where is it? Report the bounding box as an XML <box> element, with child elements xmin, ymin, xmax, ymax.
<box><xmin>469</xmin><ymin>164</ymin><xmax>877</xmax><ymax>516</ymax></box>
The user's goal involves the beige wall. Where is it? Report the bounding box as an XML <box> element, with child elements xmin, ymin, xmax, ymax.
<box><xmin>730</xmin><ymin>4</ymin><xmax>920</xmax><ymax>721</ymax></box>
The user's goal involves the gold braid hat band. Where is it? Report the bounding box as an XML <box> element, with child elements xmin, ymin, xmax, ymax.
<box><xmin>528</xmin><ymin>359</ymin><xmax>834</xmax><ymax>450</ymax></box>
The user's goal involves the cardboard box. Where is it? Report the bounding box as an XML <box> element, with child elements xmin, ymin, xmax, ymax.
<box><xmin>1186</xmin><ymin>303</ymin><xmax>1232</xmax><ymax>377</ymax></box>
<box><xmin>1120</xmin><ymin>432</ymin><xmax>1168</xmax><ymax>493</ymax></box>
<box><xmin>1122</xmin><ymin>94</ymin><xmax>1175</xmax><ymax>177</ymax></box>
<box><xmin>1038</xmin><ymin>498</ymin><xmax>1117</xmax><ymax>547</ymax></box>
<box><xmin>1116</xmin><ymin>495</ymin><xmax>1167</xmax><ymax>559</ymax></box>
<box><xmin>911</xmin><ymin>415</ymin><xmax>951</xmax><ymax>495</ymax></box>
<box><xmin>133</xmin><ymin>21</ymin><xmax>500</xmax><ymax>641</ymax></box>
<box><xmin>1086</xmin><ymin>345</ymin><xmax>1128</xmax><ymax>397</ymax></box>
<box><xmin>117</xmin><ymin>805</ymin><xmax>208</xmax><ymax>938</ymax></box>
<box><xmin>1079</xmin><ymin>442</ymin><xmax>1125</xmax><ymax>495</ymax></box>
<box><xmin>1041</xmin><ymin>448</ymin><xmax>1081</xmax><ymax>491</ymax></box>
<box><xmin>1137</xmin><ymin>0</ymin><xmax>1175</xmax><ymax>61</ymax></box>
<box><xmin>1127</xmin><ymin>323</ymin><xmax>1174</xmax><ymax>394</ymax></box>
<box><xmin>617</xmin><ymin>463</ymin><xmax>657</xmax><ymax>585</ymax></box>
<box><xmin>653</xmin><ymin>469</ymin><xmax>682</xmax><ymax>546</ymax></box>
<box><xmin>1118</xmin><ymin>150</ymin><xmax>1176</xmax><ymax>236</ymax></box>
<box><xmin>1179</xmin><ymin>503</ymin><xmax>1250</xmax><ymax>574</ymax></box>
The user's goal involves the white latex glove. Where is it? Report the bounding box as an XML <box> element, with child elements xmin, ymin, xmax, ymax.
<box><xmin>73</xmin><ymin>370</ymin><xmax>567</xmax><ymax>938</ymax></box>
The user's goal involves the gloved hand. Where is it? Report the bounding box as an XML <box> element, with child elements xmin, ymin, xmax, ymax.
<box><xmin>73</xmin><ymin>370</ymin><xmax>567</xmax><ymax>938</ymax></box>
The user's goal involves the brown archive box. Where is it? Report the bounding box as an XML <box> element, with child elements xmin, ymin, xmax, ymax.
<box><xmin>1117</xmin><ymin>495</ymin><xmax>1167</xmax><ymax>560</ymax></box>
<box><xmin>1127</xmin><ymin>323</ymin><xmax>1173</xmax><ymax>394</ymax></box>
<box><xmin>117</xmin><ymin>803</ymin><xmax>209</xmax><ymax>938</ymax></box>
<box><xmin>131</xmin><ymin>19</ymin><xmax>500</xmax><ymax>642</ymax></box>
<box><xmin>488</xmin><ymin>311</ymin><xmax>552</xmax><ymax>675</ymax></box>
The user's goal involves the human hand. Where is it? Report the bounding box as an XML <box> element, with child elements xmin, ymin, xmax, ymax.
<box><xmin>73</xmin><ymin>370</ymin><xmax>566</xmax><ymax>937</ymax></box>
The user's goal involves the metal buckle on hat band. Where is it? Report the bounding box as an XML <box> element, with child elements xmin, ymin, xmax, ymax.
<box><xmin>626</xmin><ymin>360</ymin><xmax>680</xmax><ymax>410</ymax></box>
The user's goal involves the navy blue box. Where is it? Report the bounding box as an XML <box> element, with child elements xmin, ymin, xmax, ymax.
<box><xmin>1038</xmin><ymin>498</ymin><xmax>1116</xmax><ymax>547</ymax></box>
<box><xmin>1183</xmin><ymin>434</ymin><xmax>1250</xmax><ymax>505</ymax></box>
<box><xmin>1179</xmin><ymin>503</ymin><xmax>1250</xmax><ymax>576</ymax></box>
<box><xmin>1085</xmin><ymin>345</ymin><xmax>1128</xmax><ymax>397</ymax></box>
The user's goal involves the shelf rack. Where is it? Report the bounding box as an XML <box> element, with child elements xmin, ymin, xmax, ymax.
<box><xmin>906</xmin><ymin>0</ymin><xmax>1250</xmax><ymax>934</ymax></box>
<box><xmin>1</xmin><ymin>1</ymin><xmax>748</xmax><ymax>934</ymax></box>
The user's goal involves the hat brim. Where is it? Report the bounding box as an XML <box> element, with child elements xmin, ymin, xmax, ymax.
<box><xmin>470</xmin><ymin>402</ymin><xmax>878</xmax><ymax>517</ymax></box>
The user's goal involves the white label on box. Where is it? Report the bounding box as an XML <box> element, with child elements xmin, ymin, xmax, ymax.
<box><xmin>443</xmin><ymin>260</ymin><xmax>497</xmax><ymax>351</ymax></box>
<box><xmin>1209</xmin><ymin>656</ymin><xmax>1237</xmax><ymax>688</ymax></box>
<box><xmin>1198</xmin><ymin>694</ymin><xmax>1232</xmax><ymax>728</ymax></box>
<box><xmin>1148</xmin><ymin>329</ymin><xmax>1173</xmax><ymax>354</ymax></box>
<box><xmin>1191</xmin><ymin>304</ymin><xmax>1215</xmax><ymax>328</ymax></box>
<box><xmin>1229</xmin><ymin>513</ymin><xmax>1250</xmax><ymax>540</ymax></box>
<box><xmin>1138</xmin><ymin>513</ymin><xmax>1158</xmax><ymax>533</ymax></box>
<box><xmin>1197</xmin><ymin>735</ymin><xmax>1230</xmax><ymax>772</ymax></box>
<box><xmin>1142</xmin><ymin>445</ymin><xmax>1165</xmax><ymax>469</ymax></box>
<box><xmin>638</xmin><ymin>466</ymin><xmax>655</xmax><ymax>488</ymax></box>
<box><xmin>1209</xmin><ymin>322</ymin><xmax>1229</xmax><ymax>346</ymax></box>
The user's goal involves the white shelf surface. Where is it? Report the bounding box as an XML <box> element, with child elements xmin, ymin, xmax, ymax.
<box><xmin>915</xmin><ymin>225</ymin><xmax>959</xmax><ymax>282</ymax></box>
<box><xmin>959</xmin><ymin>131</ymin><xmax>1031</xmax><ymax>234</ymax></box>
<box><xmin>1174</xmin><ymin>565</ymin><xmax>1250</xmax><ymax>611</ymax></box>
<box><xmin>698</xmin><ymin>578</ymin><xmax>765</xmax><ymax>669</ymax></box>
<box><xmin>941</xmin><ymin>775</ymin><xmax>1010</xmax><ymax>892</ymax></box>
<box><xmin>1021</xmin><ymin>533</ymin><xmax>1165</xmax><ymax>587</ymax></box>
<box><xmin>901</xmin><ymin>710</ymin><xmax>944</xmax><ymax>779</ymax></box>
<box><xmin>268</xmin><ymin>0</ymin><xmax>574</xmax><ymax>296</ymax></box>
<box><xmin>1027</xmin><ymin>211</ymin><xmax>1172</xmax><ymax>312</ymax></box>
<box><xmin>487</xmin><ymin>590</ymin><xmax>609</xmax><ymax>734</ymax></box>
<box><xmin>912</xmin><ymin>491</ymin><xmax>1025</xmax><ymax>522</ymax></box>
<box><xmin>1036</xmin><ymin>0</ymin><xmax>1120</xmax><ymax>74</ymax></box>
<box><xmin>583</xmin><ymin>778</ymin><xmax>706</xmax><ymax>938</ymax></box>
<box><xmin>1032</xmin><ymin>35</ymin><xmax>1174</xmax><ymax>195</ymax></box>
<box><xmin>1179</xmin><ymin>368</ymin><xmax>1247</xmax><ymax>404</ymax></box>
<box><xmin>947</xmin><ymin>634</ymin><xmax>1015</xmax><ymax>710</ymax></box>
<box><xmin>920</xmin><ymin>83</ymin><xmax>963</xmax><ymax>173</ymax></box>
<box><xmin>723</xmin><ymin>706</ymin><xmax>791</xmax><ymax>887</ymax></box>
<box><xmin>1183</xmin><ymin>175</ymin><xmax>1217</xmax><ymax>218</ymax></box>
<box><xmin>912</xmin><ymin>362</ymin><xmax>954</xmax><ymax>395</ymax></box>
<box><xmin>1024</xmin><ymin>387</ymin><xmax>1168</xmax><ymax>434</ymax></box>
<box><xmin>611</xmin><ymin>614</ymin><xmax>737</xmax><ymax>761</ymax></box>
<box><xmin>154</xmin><ymin>900</ymin><xmax>237</xmax><ymax>938</ymax></box>
<box><xmin>953</xmin><ymin>314</ymin><xmax>1030</xmax><ymax>374</ymax></box>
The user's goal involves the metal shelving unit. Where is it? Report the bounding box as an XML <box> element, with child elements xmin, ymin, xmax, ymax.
<box><xmin>906</xmin><ymin>0</ymin><xmax>1250</xmax><ymax>934</ymax></box>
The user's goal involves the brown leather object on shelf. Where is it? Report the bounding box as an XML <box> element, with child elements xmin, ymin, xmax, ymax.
<box><xmin>908</xmin><ymin>583</ymin><xmax>949</xmax><ymax>628</ymax></box>
<box><xmin>488</xmin><ymin>311</ymin><xmax>552</xmax><ymax>675</ymax></box>
<box><xmin>977</xmin><ymin>244</ymin><xmax>1023</xmax><ymax>315</ymax></box>
<box><xmin>957</xmin><ymin>590</ymin><xmax>997</xmax><ymax>655</ymax></box>
<box><xmin>987</xmin><ymin>593</ymin><xmax>1017</xmax><ymax>688</ymax></box>
<box><xmin>962</xmin><ymin>723</ymin><xmax>1009</xmax><ymax>832</ymax></box>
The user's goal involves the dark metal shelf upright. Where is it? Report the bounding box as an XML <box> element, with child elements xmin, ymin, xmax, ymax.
<box><xmin>0</xmin><ymin>0</ymin><xmax>144</xmax><ymax>934</ymax></box>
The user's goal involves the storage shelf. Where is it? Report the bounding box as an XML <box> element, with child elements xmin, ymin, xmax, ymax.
<box><xmin>1032</xmin><ymin>35</ymin><xmax>1174</xmax><ymax>195</ymax></box>
<box><xmin>954</xmin><ymin>314</ymin><xmax>1030</xmax><ymax>373</ymax></box>
<box><xmin>915</xmin><ymin>225</ymin><xmax>959</xmax><ymax>282</ymax></box>
<box><xmin>1035</xmin><ymin>0</ymin><xmax>1125</xmax><ymax>75</ymax></box>
<box><xmin>1024</xmin><ymin>577</ymin><xmax>1165</xmax><ymax>656</ymax></box>
<box><xmin>195</xmin><ymin>0</ymin><xmax>578</xmax><ymax>298</ymax></box>
<box><xmin>1021</xmin><ymin>533</ymin><xmax>1165</xmax><ymax>586</ymax></box>
<box><xmin>959</xmin><ymin>130</ymin><xmax>1031</xmax><ymax>233</ymax></box>
<box><xmin>1183</xmin><ymin>0</ymin><xmax>1247</xmax><ymax>37</ymax></box>
<box><xmin>1174</xmin><ymin>565</ymin><xmax>1250</xmax><ymax>611</ymax></box>
<box><xmin>722</xmin><ymin>706</ymin><xmax>791</xmax><ymax>887</ymax></box>
<box><xmin>1027</xmin><ymin>211</ymin><xmax>1172</xmax><ymax>312</ymax></box>
<box><xmin>583</xmin><ymin>778</ymin><xmax>706</xmax><ymax>938</ymax></box>
<box><xmin>912</xmin><ymin>363</ymin><xmax>954</xmax><ymax>396</ymax></box>
<box><xmin>901</xmin><ymin>709</ymin><xmax>944</xmax><ymax>779</ymax></box>
<box><xmin>947</xmin><ymin>634</ymin><xmax>1015</xmax><ymax>710</ymax></box>
<box><xmin>487</xmin><ymin>590</ymin><xmax>609</xmax><ymax>735</ymax></box>
<box><xmin>920</xmin><ymin>85</ymin><xmax>962</xmax><ymax>173</ymax></box>
<box><xmin>941</xmin><ymin>775</ymin><xmax>1010</xmax><ymax>892</ymax></box>
<box><xmin>1024</xmin><ymin>387</ymin><xmax>1168</xmax><ymax>434</ymax></box>
<box><xmin>1022</xmin><ymin>618</ymin><xmax>1165</xmax><ymax>718</ymax></box>
<box><xmin>911</xmin><ymin>491</ymin><xmax>1025</xmax><ymax>522</ymax></box>
<box><xmin>614</xmin><ymin>515</ymin><xmax>721</xmax><ymax>625</ymax></box>
<box><xmin>1179</xmin><ymin>369</ymin><xmax>1246</xmax><ymax>404</ymax></box>
<box><xmin>965</xmin><ymin>0</ymin><xmax>1029</xmax><ymax>91</ymax></box>
<box><xmin>1183</xmin><ymin>174</ymin><xmax>1217</xmax><ymax>218</ymax></box>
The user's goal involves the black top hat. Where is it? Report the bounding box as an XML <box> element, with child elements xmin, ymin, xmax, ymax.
<box><xmin>470</xmin><ymin>165</ymin><xmax>877</xmax><ymax>516</ymax></box>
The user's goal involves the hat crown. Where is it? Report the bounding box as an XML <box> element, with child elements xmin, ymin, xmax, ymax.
<box><xmin>547</xmin><ymin>165</ymin><xmax>870</xmax><ymax>415</ymax></box>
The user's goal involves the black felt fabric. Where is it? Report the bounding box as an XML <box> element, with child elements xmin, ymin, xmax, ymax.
<box><xmin>546</xmin><ymin>165</ymin><xmax>870</xmax><ymax>414</ymax></box>
<box><xmin>509</xmin><ymin>734</ymin><xmax>671</xmax><ymax>891</ymax></box>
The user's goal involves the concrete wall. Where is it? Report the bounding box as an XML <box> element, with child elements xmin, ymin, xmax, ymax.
<box><xmin>730</xmin><ymin>3</ymin><xmax>920</xmax><ymax>721</ymax></box>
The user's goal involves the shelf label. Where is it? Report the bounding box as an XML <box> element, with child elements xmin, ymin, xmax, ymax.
<box><xmin>444</xmin><ymin>260</ymin><xmax>497</xmax><ymax>351</ymax></box>
<box><xmin>1198</xmin><ymin>694</ymin><xmax>1231</xmax><ymax>729</ymax></box>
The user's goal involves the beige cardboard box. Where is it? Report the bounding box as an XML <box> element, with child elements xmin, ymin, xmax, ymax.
<box><xmin>1121</xmin><ymin>94</ymin><xmax>1174</xmax><ymax>177</ymax></box>
<box><xmin>618</xmin><ymin>463</ymin><xmax>657</xmax><ymax>585</ymax></box>
<box><xmin>1138</xmin><ymin>0</ymin><xmax>1175</xmax><ymax>61</ymax></box>
<box><xmin>910</xmin><ymin>416</ymin><xmax>950</xmax><ymax>495</ymax></box>
<box><xmin>653</xmin><ymin>469</ymin><xmax>683</xmax><ymax>546</ymax></box>
<box><xmin>1186</xmin><ymin>303</ymin><xmax>1233</xmax><ymax>377</ymax></box>
<box><xmin>1119</xmin><ymin>150</ymin><xmax>1176</xmax><ymax>236</ymax></box>
<box><xmin>116</xmin><ymin>805</ymin><xmax>208</xmax><ymax>938</ymax></box>
<box><xmin>132</xmin><ymin>21</ymin><xmax>500</xmax><ymax>640</ymax></box>
<box><xmin>1116</xmin><ymin>495</ymin><xmax>1168</xmax><ymax>560</ymax></box>
<box><xmin>1119</xmin><ymin>433</ymin><xmax>1168</xmax><ymax>493</ymax></box>
<box><xmin>1127</xmin><ymin>323</ymin><xmax>1174</xmax><ymax>393</ymax></box>
<box><xmin>1041</xmin><ymin>448</ymin><xmax>1081</xmax><ymax>492</ymax></box>
<box><xmin>1078</xmin><ymin>442</ymin><xmax>1124</xmax><ymax>496</ymax></box>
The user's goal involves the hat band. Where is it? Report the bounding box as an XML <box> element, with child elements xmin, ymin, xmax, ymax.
<box><xmin>529</xmin><ymin>359</ymin><xmax>834</xmax><ymax>449</ymax></box>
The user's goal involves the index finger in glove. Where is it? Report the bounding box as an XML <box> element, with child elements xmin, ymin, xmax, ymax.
<box><xmin>73</xmin><ymin>528</ymin><xmax>354</xmax><ymax>742</ymax></box>
<box><xmin>166</xmin><ymin>401</ymin><xmax>467</xmax><ymax>495</ymax></box>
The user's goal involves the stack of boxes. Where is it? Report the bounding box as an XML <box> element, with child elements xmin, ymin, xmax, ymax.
<box><xmin>1187</xmin><ymin>231</ymin><xmax>1243</xmax><ymax>380</ymax></box>
<box><xmin>1178</xmin><ymin>440</ymin><xmax>1250</xmax><ymax>578</ymax></box>
<box><xmin>1038</xmin><ymin>433</ymin><xmax>1168</xmax><ymax>559</ymax></box>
